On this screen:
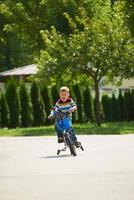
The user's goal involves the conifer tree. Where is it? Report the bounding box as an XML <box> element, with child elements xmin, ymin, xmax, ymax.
<box><xmin>0</xmin><ymin>93</ymin><xmax>8</xmax><ymax>127</ymax></box>
<box><xmin>51</xmin><ymin>85</ymin><xmax>59</xmax><ymax>105</ymax></box>
<box><xmin>41</xmin><ymin>84</ymin><xmax>52</xmax><ymax>125</ymax></box>
<box><xmin>111</xmin><ymin>94</ymin><xmax>119</xmax><ymax>121</ymax></box>
<box><xmin>83</xmin><ymin>86</ymin><xmax>94</xmax><ymax>122</ymax></box>
<box><xmin>19</xmin><ymin>82</ymin><xmax>30</xmax><ymax>127</ymax></box>
<box><xmin>101</xmin><ymin>95</ymin><xmax>112</xmax><ymax>121</ymax></box>
<box><xmin>6</xmin><ymin>79</ymin><xmax>20</xmax><ymax>128</ymax></box>
<box><xmin>30</xmin><ymin>81</ymin><xmax>45</xmax><ymax>126</ymax></box>
<box><xmin>118</xmin><ymin>91</ymin><xmax>127</xmax><ymax>121</ymax></box>
<box><xmin>73</xmin><ymin>84</ymin><xmax>83</xmax><ymax>123</ymax></box>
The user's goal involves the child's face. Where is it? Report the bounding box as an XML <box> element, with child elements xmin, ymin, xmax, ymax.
<box><xmin>60</xmin><ymin>91</ymin><xmax>69</xmax><ymax>102</ymax></box>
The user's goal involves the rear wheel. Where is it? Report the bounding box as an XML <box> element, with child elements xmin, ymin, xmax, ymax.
<box><xmin>65</xmin><ymin>134</ymin><xmax>77</xmax><ymax>156</ymax></box>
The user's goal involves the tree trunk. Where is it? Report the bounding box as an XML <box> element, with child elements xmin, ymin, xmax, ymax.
<box><xmin>94</xmin><ymin>79</ymin><xmax>101</xmax><ymax>126</ymax></box>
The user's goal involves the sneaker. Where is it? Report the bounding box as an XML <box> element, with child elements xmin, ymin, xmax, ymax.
<box><xmin>75</xmin><ymin>141</ymin><xmax>81</xmax><ymax>148</ymax></box>
<box><xmin>58</xmin><ymin>137</ymin><xmax>64</xmax><ymax>143</ymax></box>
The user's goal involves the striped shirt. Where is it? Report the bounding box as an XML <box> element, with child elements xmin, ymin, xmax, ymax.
<box><xmin>51</xmin><ymin>98</ymin><xmax>76</xmax><ymax>118</ymax></box>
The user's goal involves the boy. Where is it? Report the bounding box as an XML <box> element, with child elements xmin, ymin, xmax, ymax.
<box><xmin>48</xmin><ymin>86</ymin><xmax>80</xmax><ymax>147</ymax></box>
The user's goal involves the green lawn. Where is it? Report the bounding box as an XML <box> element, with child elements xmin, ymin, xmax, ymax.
<box><xmin>0</xmin><ymin>122</ymin><xmax>134</xmax><ymax>136</ymax></box>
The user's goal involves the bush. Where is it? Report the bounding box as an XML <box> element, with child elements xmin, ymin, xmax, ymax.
<box><xmin>19</xmin><ymin>82</ymin><xmax>30</xmax><ymax>127</ymax></box>
<box><xmin>73</xmin><ymin>84</ymin><xmax>83</xmax><ymax>123</ymax></box>
<box><xmin>0</xmin><ymin>93</ymin><xmax>8</xmax><ymax>127</ymax></box>
<box><xmin>101</xmin><ymin>95</ymin><xmax>112</xmax><ymax>121</ymax></box>
<box><xmin>83</xmin><ymin>86</ymin><xmax>94</xmax><ymax>122</ymax></box>
<box><xmin>30</xmin><ymin>81</ymin><xmax>45</xmax><ymax>126</ymax></box>
<box><xmin>5</xmin><ymin>79</ymin><xmax>20</xmax><ymax>128</ymax></box>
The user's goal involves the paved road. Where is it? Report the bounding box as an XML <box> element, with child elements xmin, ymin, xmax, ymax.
<box><xmin>0</xmin><ymin>135</ymin><xmax>134</xmax><ymax>200</ymax></box>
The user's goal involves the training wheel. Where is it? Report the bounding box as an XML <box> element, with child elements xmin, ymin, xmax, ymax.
<box><xmin>81</xmin><ymin>146</ymin><xmax>84</xmax><ymax>151</ymax></box>
<box><xmin>57</xmin><ymin>150</ymin><xmax>60</xmax><ymax>155</ymax></box>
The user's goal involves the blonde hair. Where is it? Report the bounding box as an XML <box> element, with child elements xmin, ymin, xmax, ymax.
<box><xmin>60</xmin><ymin>86</ymin><xmax>69</xmax><ymax>93</ymax></box>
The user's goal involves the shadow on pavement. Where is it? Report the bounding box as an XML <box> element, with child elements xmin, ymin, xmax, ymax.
<box><xmin>40</xmin><ymin>154</ymin><xmax>72</xmax><ymax>159</ymax></box>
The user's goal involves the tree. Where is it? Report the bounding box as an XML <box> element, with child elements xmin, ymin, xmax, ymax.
<box><xmin>51</xmin><ymin>85</ymin><xmax>59</xmax><ymax>105</ymax></box>
<box><xmin>39</xmin><ymin>0</ymin><xmax>133</xmax><ymax>126</ymax></box>
<box><xmin>125</xmin><ymin>0</ymin><xmax>134</xmax><ymax>36</ymax></box>
<box><xmin>101</xmin><ymin>95</ymin><xmax>112</xmax><ymax>121</ymax></box>
<box><xmin>0</xmin><ymin>93</ymin><xmax>8</xmax><ymax>127</ymax></box>
<box><xmin>111</xmin><ymin>94</ymin><xmax>119</xmax><ymax>121</ymax></box>
<box><xmin>41</xmin><ymin>84</ymin><xmax>52</xmax><ymax>125</ymax></box>
<box><xmin>73</xmin><ymin>84</ymin><xmax>83</xmax><ymax>123</ymax></box>
<box><xmin>19</xmin><ymin>82</ymin><xmax>30</xmax><ymax>127</ymax></box>
<box><xmin>131</xmin><ymin>90</ymin><xmax>134</xmax><ymax>121</ymax></box>
<box><xmin>124</xmin><ymin>90</ymin><xmax>133</xmax><ymax>121</ymax></box>
<box><xmin>117</xmin><ymin>91</ymin><xmax>127</xmax><ymax>121</ymax></box>
<box><xmin>83</xmin><ymin>86</ymin><xmax>94</xmax><ymax>122</ymax></box>
<box><xmin>70</xmin><ymin>86</ymin><xmax>77</xmax><ymax>123</ymax></box>
<box><xmin>5</xmin><ymin>79</ymin><xmax>19</xmax><ymax>128</ymax></box>
<box><xmin>30</xmin><ymin>81</ymin><xmax>45</xmax><ymax>126</ymax></box>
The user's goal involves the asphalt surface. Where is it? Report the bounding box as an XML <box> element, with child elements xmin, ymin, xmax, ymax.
<box><xmin>0</xmin><ymin>135</ymin><xmax>134</xmax><ymax>200</ymax></box>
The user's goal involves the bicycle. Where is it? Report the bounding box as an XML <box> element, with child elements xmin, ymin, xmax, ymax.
<box><xmin>50</xmin><ymin>108</ymin><xmax>84</xmax><ymax>156</ymax></box>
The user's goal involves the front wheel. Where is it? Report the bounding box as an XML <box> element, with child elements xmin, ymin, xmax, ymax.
<box><xmin>65</xmin><ymin>134</ymin><xmax>77</xmax><ymax>156</ymax></box>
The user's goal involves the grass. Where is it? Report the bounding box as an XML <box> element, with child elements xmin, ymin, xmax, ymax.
<box><xmin>0</xmin><ymin>122</ymin><xmax>134</xmax><ymax>136</ymax></box>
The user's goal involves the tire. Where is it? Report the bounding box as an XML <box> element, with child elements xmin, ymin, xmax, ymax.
<box><xmin>65</xmin><ymin>134</ymin><xmax>77</xmax><ymax>156</ymax></box>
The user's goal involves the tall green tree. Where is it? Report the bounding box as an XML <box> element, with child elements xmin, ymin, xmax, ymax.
<box><xmin>41</xmin><ymin>84</ymin><xmax>52</xmax><ymax>125</ymax></box>
<box><xmin>124</xmin><ymin>90</ymin><xmax>134</xmax><ymax>121</ymax></box>
<box><xmin>5</xmin><ymin>79</ymin><xmax>19</xmax><ymax>128</ymax></box>
<box><xmin>0</xmin><ymin>93</ymin><xmax>8</xmax><ymax>127</ymax></box>
<box><xmin>19</xmin><ymin>82</ymin><xmax>30</xmax><ymax>127</ymax></box>
<box><xmin>118</xmin><ymin>91</ymin><xmax>127</xmax><ymax>121</ymax></box>
<box><xmin>30</xmin><ymin>81</ymin><xmax>45</xmax><ymax>126</ymax></box>
<box><xmin>101</xmin><ymin>95</ymin><xmax>112</xmax><ymax>121</ymax></box>
<box><xmin>70</xmin><ymin>86</ymin><xmax>77</xmax><ymax>123</ymax></box>
<box><xmin>131</xmin><ymin>90</ymin><xmax>134</xmax><ymax>121</ymax></box>
<box><xmin>83</xmin><ymin>86</ymin><xmax>94</xmax><ymax>122</ymax></box>
<box><xmin>73</xmin><ymin>84</ymin><xmax>83</xmax><ymax>123</ymax></box>
<box><xmin>111</xmin><ymin>94</ymin><xmax>119</xmax><ymax>121</ymax></box>
<box><xmin>39</xmin><ymin>0</ymin><xmax>134</xmax><ymax>126</ymax></box>
<box><xmin>51</xmin><ymin>85</ymin><xmax>59</xmax><ymax>105</ymax></box>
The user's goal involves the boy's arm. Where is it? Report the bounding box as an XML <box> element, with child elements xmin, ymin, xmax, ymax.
<box><xmin>48</xmin><ymin>102</ymin><xmax>59</xmax><ymax>119</ymax></box>
<box><xmin>70</xmin><ymin>99</ymin><xmax>77</xmax><ymax>112</ymax></box>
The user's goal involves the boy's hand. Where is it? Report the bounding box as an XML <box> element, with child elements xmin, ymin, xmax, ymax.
<box><xmin>69</xmin><ymin>107</ymin><xmax>77</xmax><ymax>113</ymax></box>
<box><xmin>48</xmin><ymin>114</ymin><xmax>53</xmax><ymax>119</ymax></box>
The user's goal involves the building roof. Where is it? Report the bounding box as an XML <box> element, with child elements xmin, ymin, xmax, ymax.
<box><xmin>0</xmin><ymin>64</ymin><xmax>38</xmax><ymax>76</ymax></box>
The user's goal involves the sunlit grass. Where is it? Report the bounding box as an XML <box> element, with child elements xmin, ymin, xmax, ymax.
<box><xmin>0</xmin><ymin>122</ymin><xmax>134</xmax><ymax>136</ymax></box>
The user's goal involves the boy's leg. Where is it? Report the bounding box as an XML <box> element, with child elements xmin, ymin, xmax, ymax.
<box><xmin>55</xmin><ymin>122</ymin><xmax>64</xmax><ymax>143</ymax></box>
<box><xmin>69</xmin><ymin>127</ymin><xmax>77</xmax><ymax>142</ymax></box>
<box><xmin>65</xmin><ymin>118</ymin><xmax>80</xmax><ymax>147</ymax></box>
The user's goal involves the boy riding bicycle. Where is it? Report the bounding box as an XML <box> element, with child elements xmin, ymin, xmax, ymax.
<box><xmin>48</xmin><ymin>86</ymin><xmax>80</xmax><ymax>148</ymax></box>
